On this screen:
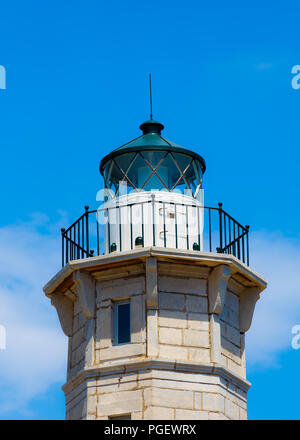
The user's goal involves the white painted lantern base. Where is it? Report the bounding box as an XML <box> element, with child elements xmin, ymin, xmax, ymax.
<box><xmin>102</xmin><ymin>191</ymin><xmax>204</xmax><ymax>254</ymax></box>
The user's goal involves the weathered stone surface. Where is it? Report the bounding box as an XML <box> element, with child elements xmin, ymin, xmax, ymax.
<box><xmin>158</xmin><ymin>262</ymin><xmax>210</xmax><ymax>279</ymax></box>
<box><xmin>144</xmin><ymin>406</ymin><xmax>174</xmax><ymax>420</ymax></box>
<box><xmin>147</xmin><ymin>309</ymin><xmax>159</xmax><ymax>357</ymax></box>
<box><xmin>225</xmin><ymin>399</ymin><xmax>240</xmax><ymax>419</ymax></box>
<box><xmin>97</xmin><ymin>277</ymin><xmax>145</xmax><ymax>301</ymax></box>
<box><xmin>175</xmin><ymin>409</ymin><xmax>208</xmax><ymax>420</ymax></box>
<box><xmin>51</xmin><ymin>292</ymin><xmax>73</xmax><ymax>336</ymax></box>
<box><xmin>208</xmin><ymin>412</ymin><xmax>229</xmax><ymax>420</ymax></box>
<box><xmin>99</xmin><ymin>343</ymin><xmax>146</xmax><ymax>361</ymax></box>
<box><xmin>146</xmin><ymin>257</ymin><xmax>158</xmax><ymax>307</ymax></box>
<box><xmin>183</xmin><ymin>329</ymin><xmax>209</xmax><ymax>348</ymax></box>
<box><xmin>131</xmin><ymin>294</ymin><xmax>146</xmax><ymax>343</ymax></box>
<box><xmin>221</xmin><ymin>321</ymin><xmax>240</xmax><ymax>347</ymax></box>
<box><xmin>240</xmin><ymin>407</ymin><xmax>247</xmax><ymax>420</ymax></box>
<box><xmin>159</xmin><ymin>327</ymin><xmax>182</xmax><ymax>345</ymax></box>
<box><xmin>188</xmin><ymin>347</ymin><xmax>210</xmax><ymax>363</ymax></box>
<box><xmin>73</xmin><ymin>271</ymin><xmax>96</xmax><ymax>319</ymax></box>
<box><xmin>159</xmin><ymin>275</ymin><xmax>207</xmax><ymax>296</ymax></box>
<box><xmin>202</xmin><ymin>393</ymin><xmax>225</xmax><ymax>412</ymax></box>
<box><xmin>97</xmin><ymin>390</ymin><xmax>143</xmax><ymax>416</ymax></box>
<box><xmin>221</xmin><ymin>336</ymin><xmax>241</xmax><ymax>364</ymax></box>
<box><xmin>96</xmin><ymin>303</ymin><xmax>112</xmax><ymax>349</ymax></box>
<box><xmin>159</xmin><ymin>293</ymin><xmax>185</xmax><ymax>311</ymax></box>
<box><xmin>208</xmin><ymin>265</ymin><xmax>230</xmax><ymax>314</ymax></box>
<box><xmin>187</xmin><ymin>313</ymin><xmax>209</xmax><ymax>331</ymax></box>
<box><xmin>186</xmin><ymin>295</ymin><xmax>208</xmax><ymax>313</ymax></box>
<box><xmin>144</xmin><ymin>388</ymin><xmax>194</xmax><ymax>409</ymax></box>
<box><xmin>226</xmin><ymin>290</ymin><xmax>239</xmax><ymax>313</ymax></box>
<box><xmin>239</xmin><ymin>286</ymin><xmax>260</xmax><ymax>333</ymax></box>
<box><xmin>159</xmin><ymin>310</ymin><xmax>187</xmax><ymax>329</ymax></box>
<box><xmin>98</xmin><ymin>373</ymin><xmax>138</xmax><ymax>393</ymax></box>
<box><xmin>159</xmin><ymin>344</ymin><xmax>188</xmax><ymax>360</ymax></box>
<box><xmin>209</xmin><ymin>314</ymin><xmax>221</xmax><ymax>364</ymax></box>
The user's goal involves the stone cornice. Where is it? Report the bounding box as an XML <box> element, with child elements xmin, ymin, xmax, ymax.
<box><xmin>62</xmin><ymin>357</ymin><xmax>251</xmax><ymax>395</ymax></box>
<box><xmin>43</xmin><ymin>247</ymin><xmax>267</xmax><ymax>296</ymax></box>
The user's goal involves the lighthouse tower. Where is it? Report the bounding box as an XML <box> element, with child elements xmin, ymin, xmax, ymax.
<box><xmin>44</xmin><ymin>119</ymin><xmax>267</xmax><ymax>420</ymax></box>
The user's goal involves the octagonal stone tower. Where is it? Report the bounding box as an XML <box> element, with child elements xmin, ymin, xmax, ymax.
<box><xmin>44</xmin><ymin>119</ymin><xmax>267</xmax><ymax>420</ymax></box>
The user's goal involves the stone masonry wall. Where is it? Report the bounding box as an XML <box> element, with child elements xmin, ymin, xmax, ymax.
<box><xmin>157</xmin><ymin>275</ymin><xmax>210</xmax><ymax>363</ymax></box>
<box><xmin>64</xmin><ymin>259</ymin><xmax>254</xmax><ymax>420</ymax></box>
<box><xmin>68</xmin><ymin>299</ymin><xmax>86</xmax><ymax>380</ymax></box>
<box><xmin>65</xmin><ymin>366</ymin><xmax>247</xmax><ymax>420</ymax></box>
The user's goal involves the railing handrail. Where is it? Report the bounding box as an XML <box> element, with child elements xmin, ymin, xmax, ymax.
<box><xmin>61</xmin><ymin>200</ymin><xmax>250</xmax><ymax>267</ymax></box>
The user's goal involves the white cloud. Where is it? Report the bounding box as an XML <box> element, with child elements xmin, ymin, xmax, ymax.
<box><xmin>0</xmin><ymin>214</ymin><xmax>68</xmax><ymax>416</ymax></box>
<box><xmin>246</xmin><ymin>231</ymin><xmax>300</xmax><ymax>367</ymax></box>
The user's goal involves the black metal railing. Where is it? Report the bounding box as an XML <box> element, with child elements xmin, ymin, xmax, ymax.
<box><xmin>61</xmin><ymin>201</ymin><xmax>250</xmax><ymax>267</ymax></box>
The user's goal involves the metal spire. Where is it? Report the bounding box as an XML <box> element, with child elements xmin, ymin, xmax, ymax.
<box><xmin>149</xmin><ymin>73</ymin><xmax>153</xmax><ymax>120</ymax></box>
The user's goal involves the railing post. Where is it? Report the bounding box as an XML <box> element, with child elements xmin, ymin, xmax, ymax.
<box><xmin>61</xmin><ymin>228</ymin><xmax>65</xmax><ymax>267</ymax></box>
<box><xmin>217</xmin><ymin>202</ymin><xmax>223</xmax><ymax>253</ymax></box>
<box><xmin>246</xmin><ymin>225</ymin><xmax>250</xmax><ymax>265</ymax></box>
<box><xmin>151</xmin><ymin>193</ymin><xmax>156</xmax><ymax>246</ymax></box>
<box><xmin>85</xmin><ymin>205</ymin><xmax>89</xmax><ymax>257</ymax></box>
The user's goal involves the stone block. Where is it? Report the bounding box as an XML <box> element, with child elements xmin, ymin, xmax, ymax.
<box><xmin>226</xmin><ymin>290</ymin><xmax>239</xmax><ymax>313</ymax></box>
<box><xmin>87</xmin><ymin>395</ymin><xmax>97</xmax><ymax>416</ymax></box>
<box><xmin>159</xmin><ymin>327</ymin><xmax>182</xmax><ymax>345</ymax></box>
<box><xmin>99</xmin><ymin>343</ymin><xmax>146</xmax><ymax>361</ymax></box>
<box><xmin>221</xmin><ymin>305</ymin><xmax>239</xmax><ymax>330</ymax></box>
<box><xmin>144</xmin><ymin>406</ymin><xmax>174</xmax><ymax>420</ymax></box>
<box><xmin>208</xmin><ymin>412</ymin><xmax>229</xmax><ymax>420</ymax></box>
<box><xmin>221</xmin><ymin>336</ymin><xmax>241</xmax><ymax>364</ymax></box>
<box><xmin>73</xmin><ymin>314</ymin><xmax>79</xmax><ymax>333</ymax></box>
<box><xmin>98</xmin><ymin>277</ymin><xmax>145</xmax><ymax>300</ymax></box>
<box><xmin>131</xmin><ymin>411</ymin><xmax>143</xmax><ymax>420</ymax></box>
<box><xmin>222</xmin><ymin>322</ymin><xmax>240</xmax><ymax>347</ymax></box>
<box><xmin>97</xmin><ymin>373</ymin><xmax>138</xmax><ymax>393</ymax></box>
<box><xmin>183</xmin><ymin>329</ymin><xmax>209</xmax><ymax>348</ymax></box>
<box><xmin>225</xmin><ymin>399</ymin><xmax>239</xmax><ymax>419</ymax></box>
<box><xmin>158</xmin><ymin>310</ymin><xmax>187</xmax><ymax>329</ymax></box>
<box><xmin>186</xmin><ymin>295</ymin><xmax>208</xmax><ymax>313</ymax></box>
<box><xmin>202</xmin><ymin>393</ymin><xmax>225</xmax><ymax>412</ymax></box>
<box><xmin>131</xmin><ymin>294</ymin><xmax>146</xmax><ymax>343</ymax></box>
<box><xmin>159</xmin><ymin>276</ymin><xmax>207</xmax><ymax>296</ymax></box>
<box><xmin>240</xmin><ymin>408</ymin><xmax>247</xmax><ymax>420</ymax></box>
<box><xmin>96</xmin><ymin>305</ymin><xmax>112</xmax><ymax>349</ymax></box>
<box><xmin>147</xmin><ymin>309</ymin><xmax>159</xmax><ymax>357</ymax></box>
<box><xmin>97</xmin><ymin>390</ymin><xmax>143</xmax><ymax>416</ymax></box>
<box><xmin>144</xmin><ymin>387</ymin><xmax>194</xmax><ymax>409</ymax></box>
<box><xmin>72</xmin><ymin>327</ymin><xmax>85</xmax><ymax>351</ymax></box>
<box><xmin>188</xmin><ymin>347</ymin><xmax>210</xmax><ymax>363</ymax></box>
<box><xmin>226</xmin><ymin>358</ymin><xmax>243</xmax><ymax>376</ymax></box>
<box><xmin>175</xmin><ymin>409</ymin><xmax>208</xmax><ymax>420</ymax></box>
<box><xmin>187</xmin><ymin>313</ymin><xmax>209</xmax><ymax>331</ymax></box>
<box><xmin>159</xmin><ymin>293</ymin><xmax>185</xmax><ymax>311</ymax></box>
<box><xmin>159</xmin><ymin>344</ymin><xmax>188</xmax><ymax>360</ymax></box>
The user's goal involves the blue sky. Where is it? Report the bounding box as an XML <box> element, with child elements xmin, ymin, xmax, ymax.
<box><xmin>0</xmin><ymin>0</ymin><xmax>300</xmax><ymax>419</ymax></box>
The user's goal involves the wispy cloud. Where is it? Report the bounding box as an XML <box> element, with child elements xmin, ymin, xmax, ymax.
<box><xmin>0</xmin><ymin>214</ymin><xmax>68</xmax><ymax>416</ymax></box>
<box><xmin>246</xmin><ymin>231</ymin><xmax>300</xmax><ymax>367</ymax></box>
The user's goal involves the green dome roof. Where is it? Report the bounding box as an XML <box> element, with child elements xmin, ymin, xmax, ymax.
<box><xmin>99</xmin><ymin>120</ymin><xmax>206</xmax><ymax>176</ymax></box>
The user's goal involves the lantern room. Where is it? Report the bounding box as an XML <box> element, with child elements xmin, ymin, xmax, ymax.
<box><xmin>100</xmin><ymin>120</ymin><xmax>206</xmax><ymax>199</ymax></box>
<box><xmin>99</xmin><ymin>120</ymin><xmax>207</xmax><ymax>253</ymax></box>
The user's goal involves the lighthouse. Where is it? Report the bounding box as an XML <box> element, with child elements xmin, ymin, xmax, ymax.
<box><xmin>44</xmin><ymin>118</ymin><xmax>267</xmax><ymax>420</ymax></box>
